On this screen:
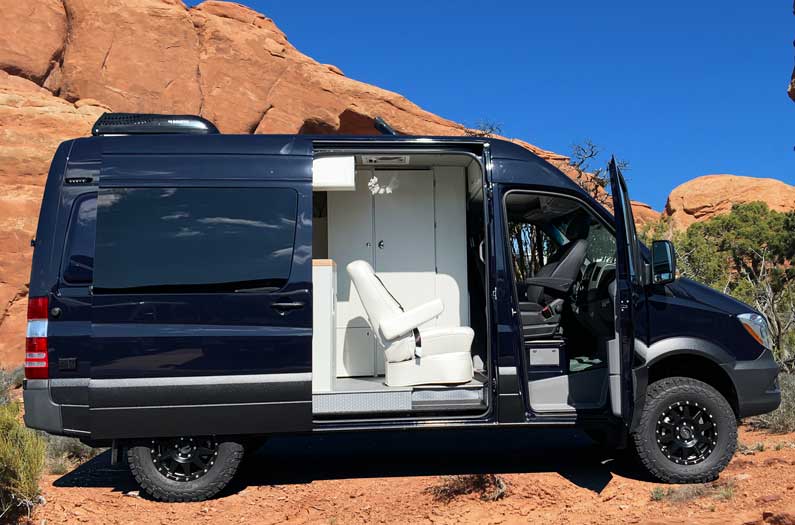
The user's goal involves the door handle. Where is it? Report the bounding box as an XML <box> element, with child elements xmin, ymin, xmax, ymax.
<box><xmin>271</xmin><ymin>301</ymin><xmax>305</xmax><ymax>312</ymax></box>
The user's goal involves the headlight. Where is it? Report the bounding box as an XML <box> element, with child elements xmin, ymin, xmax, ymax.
<box><xmin>737</xmin><ymin>313</ymin><xmax>773</xmax><ymax>350</ymax></box>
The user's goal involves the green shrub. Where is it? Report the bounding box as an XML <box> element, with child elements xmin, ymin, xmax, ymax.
<box><xmin>649</xmin><ymin>481</ymin><xmax>734</xmax><ymax>503</ymax></box>
<box><xmin>425</xmin><ymin>474</ymin><xmax>507</xmax><ymax>502</ymax></box>
<box><xmin>0</xmin><ymin>371</ymin><xmax>11</xmax><ymax>405</ymax></box>
<box><xmin>750</xmin><ymin>373</ymin><xmax>795</xmax><ymax>434</ymax></box>
<box><xmin>42</xmin><ymin>435</ymin><xmax>100</xmax><ymax>475</ymax></box>
<box><xmin>0</xmin><ymin>402</ymin><xmax>46</xmax><ymax>521</ymax></box>
<box><xmin>8</xmin><ymin>367</ymin><xmax>24</xmax><ymax>390</ymax></box>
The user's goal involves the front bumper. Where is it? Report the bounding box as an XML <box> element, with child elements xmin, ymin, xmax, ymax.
<box><xmin>727</xmin><ymin>349</ymin><xmax>781</xmax><ymax>418</ymax></box>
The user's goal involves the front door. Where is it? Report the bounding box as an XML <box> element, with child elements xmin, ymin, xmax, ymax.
<box><xmin>608</xmin><ymin>157</ymin><xmax>642</xmax><ymax>425</ymax></box>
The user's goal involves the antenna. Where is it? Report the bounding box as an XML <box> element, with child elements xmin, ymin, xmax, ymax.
<box><xmin>373</xmin><ymin>116</ymin><xmax>398</xmax><ymax>136</ymax></box>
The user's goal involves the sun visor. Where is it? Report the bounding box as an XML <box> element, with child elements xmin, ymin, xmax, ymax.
<box><xmin>312</xmin><ymin>156</ymin><xmax>355</xmax><ymax>191</ymax></box>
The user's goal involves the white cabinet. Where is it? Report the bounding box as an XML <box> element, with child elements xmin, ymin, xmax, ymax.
<box><xmin>372</xmin><ymin>170</ymin><xmax>437</xmax><ymax>328</ymax></box>
<box><xmin>312</xmin><ymin>260</ymin><xmax>336</xmax><ymax>392</ymax></box>
<box><xmin>327</xmin><ymin>170</ymin><xmax>374</xmax><ymax>330</ymax></box>
<box><xmin>328</xmin><ymin>168</ymin><xmax>469</xmax><ymax>378</ymax></box>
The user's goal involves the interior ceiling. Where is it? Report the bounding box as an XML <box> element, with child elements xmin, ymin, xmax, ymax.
<box><xmin>507</xmin><ymin>194</ymin><xmax>581</xmax><ymax>222</ymax></box>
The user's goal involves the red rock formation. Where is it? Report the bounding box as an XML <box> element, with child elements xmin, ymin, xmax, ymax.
<box><xmin>0</xmin><ymin>71</ymin><xmax>106</xmax><ymax>366</ymax></box>
<box><xmin>0</xmin><ymin>0</ymin><xmax>66</xmax><ymax>83</ymax></box>
<box><xmin>664</xmin><ymin>174</ymin><xmax>795</xmax><ymax>230</ymax></box>
<box><xmin>630</xmin><ymin>200</ymin><xmax>661</xmax><ymax>227</ymax></box>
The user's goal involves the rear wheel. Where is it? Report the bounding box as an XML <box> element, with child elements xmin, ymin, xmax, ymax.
<box><xmin>632</xmin><ymin>377</ymin><xmax>737</xmax><ymax>483</ymax></box>
<box><xmin>128</xmin><ymin>436</ymin><xmax>244</xmax><ymax>502</ymax></box>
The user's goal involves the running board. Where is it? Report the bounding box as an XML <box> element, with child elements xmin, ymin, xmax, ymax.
<box><xmin>313</xmin><ymin>384</ymin><xmax>485</xmax><ymax>415</ymax></box>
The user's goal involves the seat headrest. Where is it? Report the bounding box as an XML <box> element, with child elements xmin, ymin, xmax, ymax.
<box><xmin>565</xmin><ymin>211</ymin><xmax>591</xmax><ymax>241</ymax></box>
<box><xmin>347</xmin><ymin>260</ymin><xmax>376</xmax><ymax>281</ymax></box>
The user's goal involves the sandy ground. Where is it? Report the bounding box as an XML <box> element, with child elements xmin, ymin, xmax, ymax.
<box><xmin>29</xmin><ymin>427</ymin><xmax>795</xmax><ymax>525</ymax></box>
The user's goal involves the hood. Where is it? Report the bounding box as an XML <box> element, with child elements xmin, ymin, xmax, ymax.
<box><xmin>670</xmin><ymin>278</ymin><xmax>756</xmax><ymax>316</ymax></box>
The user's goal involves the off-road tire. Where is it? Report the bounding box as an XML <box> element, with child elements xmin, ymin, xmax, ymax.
<box><xmin>632</xmin><ymin>376</ymin><xmax>737</xmax><ymax>483</ymax></box>
<box><xmin>128</xmin><ymin>439</ymin><xmax>244</xmax><ymax>502</ymax></box>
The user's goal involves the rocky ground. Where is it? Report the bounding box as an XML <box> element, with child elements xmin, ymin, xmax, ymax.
<box><xmin>27</xmin><ymin>427</ymin><xmax>795</xmax><ymax>525</ymax></box>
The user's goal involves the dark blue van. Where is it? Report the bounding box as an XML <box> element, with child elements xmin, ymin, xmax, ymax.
<box><xmin>23</xmin><ymin>114</ymin><xmax>780</xmax><ymax>501</ymax></box>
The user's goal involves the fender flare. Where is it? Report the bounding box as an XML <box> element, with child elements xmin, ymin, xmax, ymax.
<box><xmin>629</xmin><ymin>337</ymin><xmax>736</xmax><ymax>431</ymax></box>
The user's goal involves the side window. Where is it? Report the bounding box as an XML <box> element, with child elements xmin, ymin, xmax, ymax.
<box><xmin>62</xmin><ymin>194</ymin><xmax>97</xmax><ymax>285</ymax></box>
<box><xmin>504</xmin><ymin>193</ymin><xmax>616</xmax><ymax>301</ymax></box>
<box><xmin>505</xmin><ymin>219</ymin><xmax>557</xmax><ymax>288</ymax></box>
<box><xmin>584</xmin><ymin>221</ymin><xmax>617</xmax><ymax>265</ymax></box>
<box><xmin>94</xmin><ymin>188</ymin><xmax>298</xmax><ymax>294</ymax></box>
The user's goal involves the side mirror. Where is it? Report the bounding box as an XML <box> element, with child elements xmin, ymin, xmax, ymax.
<box><xmin>651</xmin><ymin>240</ymin><xmax>676</xmax><ymax>285</ymax></box>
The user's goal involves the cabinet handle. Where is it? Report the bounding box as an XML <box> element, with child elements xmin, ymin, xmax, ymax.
<box><xmin>377</xmin><ymin>240</ymin><xmax>385</xmax><ymax>249</ymax></box>
<box><xmin>365</xmin><ymin>241</ymin><xmax>372</xmax><ymax>247</ymax></box>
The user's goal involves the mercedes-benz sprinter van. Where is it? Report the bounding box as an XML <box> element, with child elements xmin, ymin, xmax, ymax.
<box><xmin>23</xmin><ymin>113</ymin><xmax>780</xmax><ymax>501</ymax></box>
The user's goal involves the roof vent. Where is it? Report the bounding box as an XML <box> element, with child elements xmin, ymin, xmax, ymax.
<box><xmin>360</xmin><ymin>155</ymin><xmax>410</xmax><ymax>165</ymax></box>
<box><xmin>92</xmin><ymin>113</ymin><xmax>220</xmax><ymax>136</ymax></box>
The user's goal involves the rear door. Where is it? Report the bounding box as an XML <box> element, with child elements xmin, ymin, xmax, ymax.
<box><xmin>607</xmin><ymin>158</ymin><xmax>641</xmax><ymax>425</ymax></box>
<box><xmin>87</xmin><ymin>136</ymin><xmax>314</xmax><ymax>439</ymax></box>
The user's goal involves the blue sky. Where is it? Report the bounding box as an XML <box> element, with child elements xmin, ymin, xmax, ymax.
<box><xmin>191</xmin><ymin>1</ymin><xmax>794</xmax><ymax>209</ymax></box>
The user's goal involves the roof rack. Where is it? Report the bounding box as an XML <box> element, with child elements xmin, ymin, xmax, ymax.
<box><xmin>92</xmin><ymin>113</ymin><xmax>220</xmax><ymax>136</ymax></box>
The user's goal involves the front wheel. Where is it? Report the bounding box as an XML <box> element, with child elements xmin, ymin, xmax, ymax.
<box><xmin>632</xmin><ymin>376</ymin><xmax>737</xmax><ymax>483</ymax></box>
<box><xmin>128</xmin><ymin>436</ymin><xmax>244</xmax><ymax>502</ymax></box>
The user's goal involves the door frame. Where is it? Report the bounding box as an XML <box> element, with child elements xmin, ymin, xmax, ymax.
<box><xmin>310</xmin><ymin>142</ymin><xmax>497</xmax><ymax>427</ymax></box>
<box><xmin>497</xmin><ymin>186</ymin><xmax>620</xmax><ymax>419</ymax></box>
<box><xmin>608</xmin><ymin>157</ymin><xmax>642</xmax><ymax>427</ymax></box>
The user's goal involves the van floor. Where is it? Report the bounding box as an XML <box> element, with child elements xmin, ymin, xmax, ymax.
<box><xmin>312</xmin><ymin>373</ymin><xmax>487</xmax><ymax>417</ymax></box>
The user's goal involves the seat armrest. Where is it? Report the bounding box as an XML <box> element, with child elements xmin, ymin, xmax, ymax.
<box><xmin>524</xmin><ymin>277</ymin><xmax>572</xmax><ymax>294</ymax></box>
<box><xmin>380</xmin><ymin>299</ymin><xmax>444</xmax><ymax>341</ymax></box>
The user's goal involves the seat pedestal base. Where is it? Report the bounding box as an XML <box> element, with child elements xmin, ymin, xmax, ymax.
<box><xmin>385</xmin><ymin>352</ymin><xmax>473</xmax><ymax>387</ymax></box>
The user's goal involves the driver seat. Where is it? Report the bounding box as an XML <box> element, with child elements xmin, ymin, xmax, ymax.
<box><xmin>520</xmin><ymin>214</ymin><xmax>590</xmax><ymax>339</ymax></box>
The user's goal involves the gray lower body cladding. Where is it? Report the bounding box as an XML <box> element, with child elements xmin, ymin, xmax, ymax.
<box><xmin>23</xmin><ymin>373</ymin><xmax>311</xmax><ymax>440</ymax></box>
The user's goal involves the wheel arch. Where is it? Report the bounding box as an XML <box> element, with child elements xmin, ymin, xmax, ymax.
<box><xmin>640</xmin><ymin>339</ymin><xmax>739</xmax><ymax>418</ymax></box>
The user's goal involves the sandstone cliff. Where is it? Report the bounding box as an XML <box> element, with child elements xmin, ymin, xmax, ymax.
<box><xmin>664</xmin><ymin>174</ymin><xmax>795</xmax><ymax>230</ymax></box>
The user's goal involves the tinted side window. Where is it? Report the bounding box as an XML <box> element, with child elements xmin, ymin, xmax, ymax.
<box><xmin>62</xmin><ymin>194</ymin><xmax>97</xmax><ymax>284</ymax></box>
<box><xmin>94</xmin><ymin>188</ymin><xmax>297</xmax><ymax>294</ymax></box>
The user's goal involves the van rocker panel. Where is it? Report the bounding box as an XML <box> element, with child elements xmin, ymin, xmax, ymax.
<box><xmin>87</xmin><ymin>373</ymin><xmax>311</xmax><ymax>439</ymax></box>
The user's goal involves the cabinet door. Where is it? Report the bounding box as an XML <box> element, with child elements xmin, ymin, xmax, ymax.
<box><xmin>373</xmin><ymin>170</ymin><xmax>437</xmax><ymax>328</ymax></box>
<box><xmin>328</xmin><ymin>169</ymin><xmax>374</xmax><ymax>329</ymax></box>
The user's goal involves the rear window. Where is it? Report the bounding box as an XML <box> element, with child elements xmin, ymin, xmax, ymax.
<box><xmin>62</xmin><ymin>193</ymin><xmax>97</xmax><ymax>285</ymax></box>
<box><xmin>93</xmin><ymin>187</ymin><xmax>298</xmax><ymax>294</ymax></box>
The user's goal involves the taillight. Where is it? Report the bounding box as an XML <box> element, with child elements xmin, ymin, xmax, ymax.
<box><xmin>25</xmin><ymin>296</ymin><xmax>49</xmax><ymax>379</ymax></box>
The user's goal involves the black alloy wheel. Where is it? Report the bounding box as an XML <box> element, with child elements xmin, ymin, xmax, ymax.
<box><xmin>150</xmin><ymin>436</ymin><xmax>220</xmax><ymax>482</ymax></box>
<box><xmin>655</xmin><ymin>400</ymin><xmax>717</xmax><ymax>465</ymax></box>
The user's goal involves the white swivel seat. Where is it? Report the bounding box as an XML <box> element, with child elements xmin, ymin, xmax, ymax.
<box><xmin>347</xmin><ymin>260</ymin><xmax>474</xmax><ymax>387</ymax></box>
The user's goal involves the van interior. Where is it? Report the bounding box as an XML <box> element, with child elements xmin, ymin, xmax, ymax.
<box><xmin>310</xmin><ymin>151</ymin><xmax>617</xmax><ymax>420</ymax></box>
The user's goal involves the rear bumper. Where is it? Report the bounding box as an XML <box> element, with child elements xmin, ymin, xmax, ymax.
<box><xmin>22</xmin><ymin>379</ymin><xmax>64</xmax><ymax>435</ymax></box>
<box><xmin>727</xmin><ymin>349</ymin><xmax>781</xmax><ymax>418</ymax></box>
